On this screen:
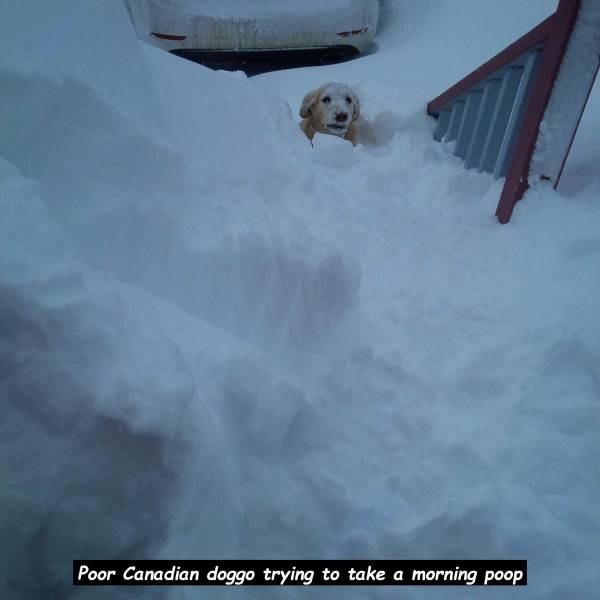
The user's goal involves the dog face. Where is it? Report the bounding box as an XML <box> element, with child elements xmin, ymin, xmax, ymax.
<box><xmin>300</xmin><ymin>83</ymin><xmax>360</xmax><ymax>138</ymax></box>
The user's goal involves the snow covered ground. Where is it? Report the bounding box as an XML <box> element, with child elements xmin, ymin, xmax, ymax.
<box><xmin>1</xmin><ymin>1</ymin><xmax>599</xmax><ymax>599</ymax></box>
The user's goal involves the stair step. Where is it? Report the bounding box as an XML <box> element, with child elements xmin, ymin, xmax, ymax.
<box><xmin>455</xmin><ymin>90</ymin><xmax>483</xmax><ymax>159</ymax></box>
<box><xmin>433</xmin><ymin>108</ymin><xmax>451</xmax><ymax>141</ymax></box>
<box><xmin>494</xmin><ymin>48</ymin><xmax>544</xmax><ymax>178</ymax></box>
<box><xmin>479</xmin><ymin>66</ymin><xmax>524</xmax><ymax>173</ymax></box>
<box><xmin>445</xmin><ymin>100</ymin><xmax>466</xmax><ymax>142</ymax></box>
<box><xmin>464</xmin><ymin>78</ymin><xmax>502</xmax><ymax>169</ymax></box>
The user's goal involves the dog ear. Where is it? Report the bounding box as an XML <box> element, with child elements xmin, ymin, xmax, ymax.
<box><xmin>300</xmin><ymin>89</ymin><xmax>319</xmax><ymax>118</ymax></box>
<box><xmin>351</xmin><ymin>94</ymin><xmax>360</xmax><ymax>121</ymax></box>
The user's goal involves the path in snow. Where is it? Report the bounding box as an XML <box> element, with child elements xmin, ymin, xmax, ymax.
<box><xmin>1</xmin><ymin>1</ymin><xmax>599</xmax><ymax>599</ymax></box>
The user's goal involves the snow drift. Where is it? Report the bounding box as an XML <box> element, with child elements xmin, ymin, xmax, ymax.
<box><xmin>1</xmin><ymin>1</ymin><xmax>599</xmax><ymax>599</ymax></box>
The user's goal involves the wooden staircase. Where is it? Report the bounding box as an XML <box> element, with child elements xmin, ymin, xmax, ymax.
<box><xmin>428</xmin><ymin>0</ymin><xmax>598</xmax><ymax>223</ymax></box>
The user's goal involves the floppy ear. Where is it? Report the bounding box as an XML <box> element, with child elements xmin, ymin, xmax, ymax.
<box><xmin>351</xmin><ymin>94</ymin><xmax>360</xmax><ymax>120</ymax></box>
<box><xmin>300</xmin><ymin>89</ymin><xmax>319</xmax><ymax>118</ymax></box>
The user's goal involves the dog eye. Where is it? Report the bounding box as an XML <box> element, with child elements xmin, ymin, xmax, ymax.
<box><xmin>345</xmin><ymin>96</ymin><xmax>352</xmax><ymax>104</ymax></box>
<box><xmin>322</xmin><ymin>96</ymin><xmax>331</xmax><ymax>103</ymax></box>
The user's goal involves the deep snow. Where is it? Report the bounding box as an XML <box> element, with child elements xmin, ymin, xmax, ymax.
<box><xmin>532</xmin><ymin>0</ymin><xmax>600</xmax><ymax>184</ymax></box>
<box><xmin>1</xmin><ymin>1</ymin><xmax>599</xmax><ymax>599</ymax></box>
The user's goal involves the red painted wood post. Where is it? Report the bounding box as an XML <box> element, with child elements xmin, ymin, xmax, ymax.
<box><xmin>495</xmin><ymin>0</ymin><xmax>581</xmax><ymax>224</ymax></box>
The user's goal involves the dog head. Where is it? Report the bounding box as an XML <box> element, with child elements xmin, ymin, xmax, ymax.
<box><xmin>300</xmin><ymin>83</ymin><xmax>360</xmax><ymax>137</ymax></box>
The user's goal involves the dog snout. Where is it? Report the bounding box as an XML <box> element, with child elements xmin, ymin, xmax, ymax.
<box><xmin>335</xmin><ymin>112</ymin><xmax>349</xmax><ymax>123</ymax></box>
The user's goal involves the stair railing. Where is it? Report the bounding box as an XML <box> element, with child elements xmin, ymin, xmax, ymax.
<box><xmin>427</xmin><ymin>0</ymin><xmax>597</xmax><ymax>223</ymax></box>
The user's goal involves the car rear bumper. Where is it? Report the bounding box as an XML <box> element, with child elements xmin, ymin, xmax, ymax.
<box><xmin>125</xmin><ymin>0</ymin><xmax>378</xmax><ymax>54</ymax></box>
<box><xmin>170</xmin><ymin>46</ymin><xmax>358</xmax><ymax>68</ymax></box>
<box><xmin>169</xmin><ymin>45</ymin><xmax>360</xmax><ymax>70</ymax></box>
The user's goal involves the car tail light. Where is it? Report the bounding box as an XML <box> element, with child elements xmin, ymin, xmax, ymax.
<box><xmin>151</xmin><ymin>32</ymin><xmax>187</xmax><ymax>41</ymax></box>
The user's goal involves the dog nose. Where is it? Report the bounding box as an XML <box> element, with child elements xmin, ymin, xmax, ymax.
<box><xmin>335</xmin><ymin>112</ymin><xmax>348</xmax><ymax>123</ymax></box>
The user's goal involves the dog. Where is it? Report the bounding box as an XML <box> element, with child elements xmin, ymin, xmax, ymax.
<box><xmin>299</xmin><ymin>83</ymin><xmax>360</xmax><ymax>146</ymax></box>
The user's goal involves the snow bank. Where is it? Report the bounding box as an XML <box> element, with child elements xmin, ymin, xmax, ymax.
<box><xmin>0</xmin><ymin>11</ymin><xmax>359</xmax><ymax>352</ymax></box>
<box><xmin>0</xmin><ymin>0</ymin><xmax>162</xmax><ymax>135</ymax></box>
<box><xmin>2</xmin><ymin>0</ymin><xmax>599</xmax><ymax>599</ymax></box>
<box><xmin>0</xmin><ymin>158</ymin><xmax>203</xmax><ymax>595</ymax></box>
<box><xmin>0</xmin><ymin>1</ymin><xmax>353</xmax><ymax>596</ymax></box>
<box><xmin>0</xmin><ymin>156</ymin><xmax>318</xmax><ymax>596</ymax></box>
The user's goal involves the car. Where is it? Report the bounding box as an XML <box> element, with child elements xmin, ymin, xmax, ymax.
<box><xmin>124</xmin><ymin>0</ymin><xmax>380</xmax><ymax>73</ymax></box>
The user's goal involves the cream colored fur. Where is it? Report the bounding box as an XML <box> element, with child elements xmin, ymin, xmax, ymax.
<box><xmin>299</xmin><ymin>83</ymin><xmax>361</xmax><ymax>146</ymax></box>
